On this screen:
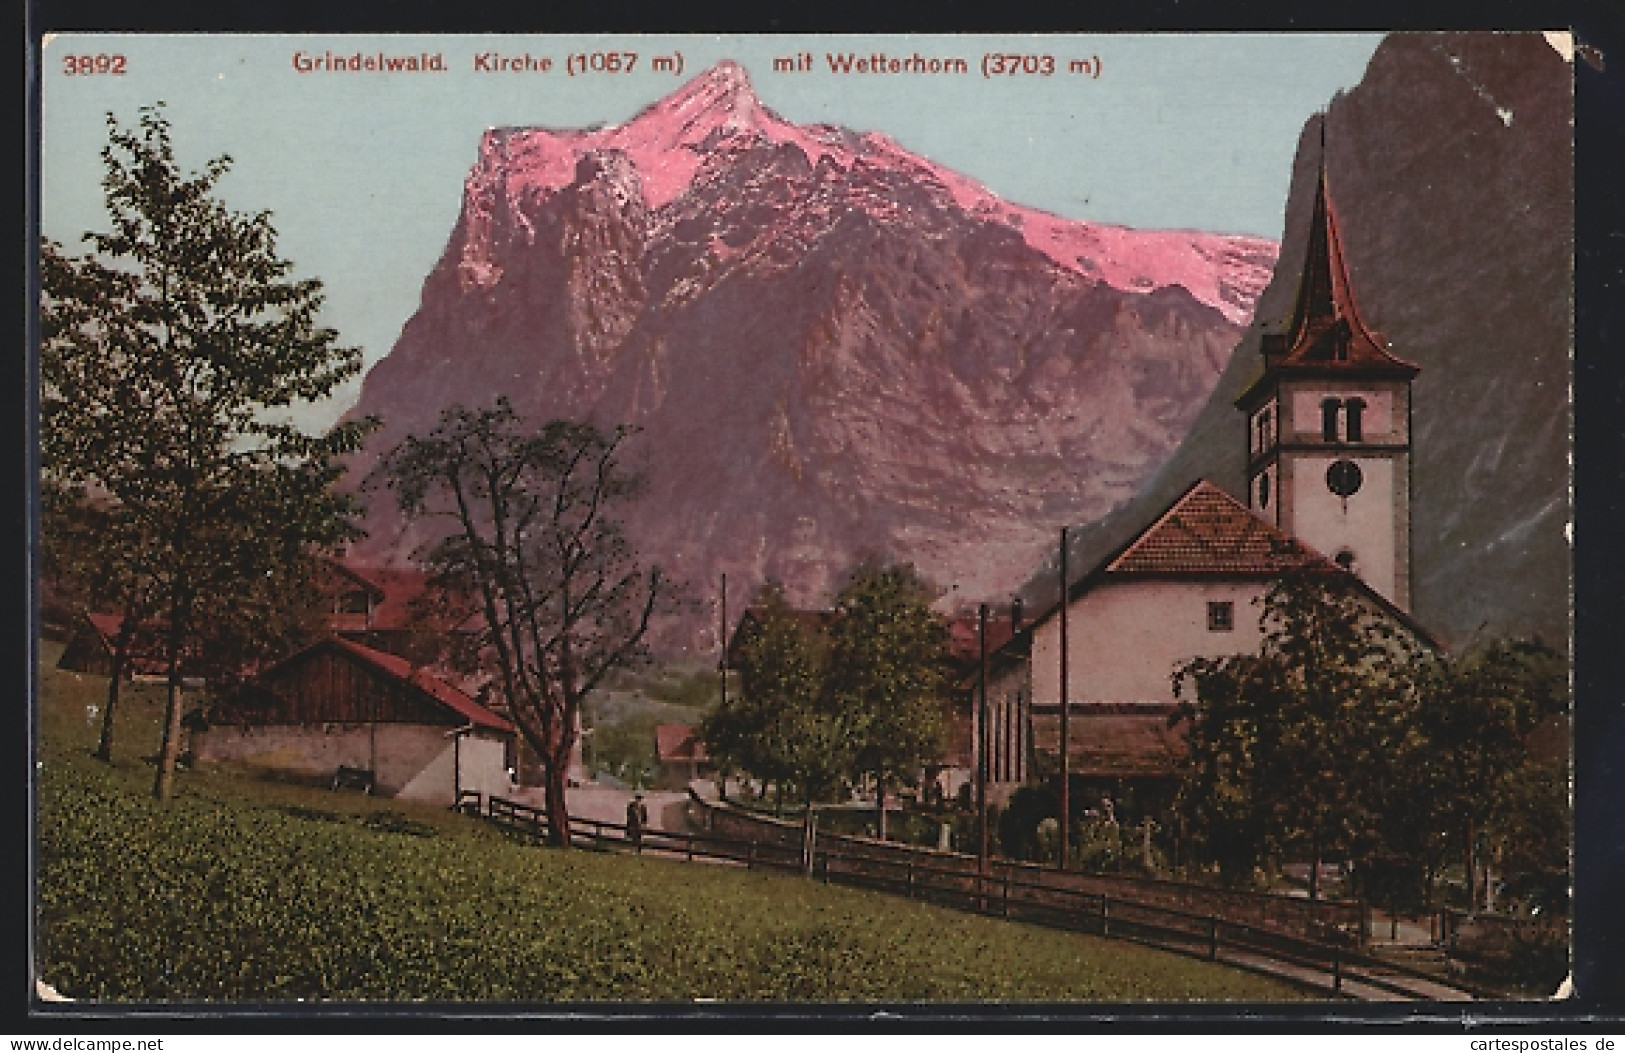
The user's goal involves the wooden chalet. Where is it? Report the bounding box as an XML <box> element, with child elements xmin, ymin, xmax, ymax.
<box><xmin>317</xmin><ymin>559</ymin><xmax>481</xmax><ymax>667</ymax></box>
<box><xmin>56</xmin><ymin>611</ymin><xmax>199</xmax><ymax>683</ymax></box>
<box><xmin>195</xmin><ymin>636</ymin><xmax>514</xmax><ymax>802</ymax></box>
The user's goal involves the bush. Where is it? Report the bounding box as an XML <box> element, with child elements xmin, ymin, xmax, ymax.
<box><xmin>997</xmin><ymin>785</ymin><xmax>1058</xmax><ymax>862</ymax></box>
<box><xmin>1450</xmin><ymin>915</ymin><xmax>1569</xmax><ymax>995</ymax></box>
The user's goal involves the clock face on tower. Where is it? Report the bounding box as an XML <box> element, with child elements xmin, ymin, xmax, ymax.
<box><xmin>1326</xmin><ymin>459</ymin><xmax>1363</xmax><ymax>498</ymax></box>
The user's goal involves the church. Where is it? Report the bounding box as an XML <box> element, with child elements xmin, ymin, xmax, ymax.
<box><xmin>977</xmin><ymin>164</ymin><xmax>1439</xmax><ymax>810</ymax></box>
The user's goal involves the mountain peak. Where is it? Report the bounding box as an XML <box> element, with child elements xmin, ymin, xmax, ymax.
<box><xmin>626</xmin><ymin>59</ymin><xmax>770</xmax><ymax>143</ymax></box>
<box><xmin>461</xmin><ymin>63</ymin><xmax>1277</xmax><ymax>321</ymax></box>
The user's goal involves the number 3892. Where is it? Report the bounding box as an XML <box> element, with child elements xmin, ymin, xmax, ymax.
<box><xmin>62</xmin><ymin>54</ymin><xmax>127</xmax><ymax>75</ymax></box>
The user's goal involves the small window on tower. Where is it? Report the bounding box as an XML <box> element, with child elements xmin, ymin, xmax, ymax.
<box><xmin>1207</xmin><ymin>601</ymin><xmax>1235</xmax><ymax>632</ymax></box>
<box><xmin>1345</xmin><ymin>398</ymin><xmax>1366</xmax><ymax>442</ymax></box>
<box><xmin>1334</xmin><ymin>550</ymin><xmax>1357</xmax><ymax>571</ymax></box>
<box><xmin>1321</xmin><ymin>398</ymin><xmax>1341</xmax><ymax>442</ymax></box>
<box><xmin>1258</xmin><ymin>472</ymin><xmax>1271</xmax><ymax>509</ymax></box>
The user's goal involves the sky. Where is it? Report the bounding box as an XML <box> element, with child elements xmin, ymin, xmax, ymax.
<box><xmin>39</xmin><ymin>33</ymin><xmax>1383</xmax><ymax>428</ymax></box>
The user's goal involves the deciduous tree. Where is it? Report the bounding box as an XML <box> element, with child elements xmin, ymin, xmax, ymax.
<box><xmin>704</xmin><ymin>585</ymin><xmax>847</xmax><ymax>815</ymax></box>
<box><xmin>1173</xmin><ymin>572</ymin><xmax>1429</xmax><ymax>895</ymax></box>
<box><xmin>826</xmin><ymin>561</ymin><xmax>948</xmax><ymax>841</ymax></box>
<box><xmin>40</xmin><ymin>105</ymin><xmax>374</xmax><ymax>797</ymax></box>
<box><xmin>1414</xmin><ymin>639</ymin><xmax>1566</xmax><ymax>911</ymax></box>
<box><xmin>380</xmin><ymin>401</ymin><xmax>664</xmax><ymax>846</ymax></box>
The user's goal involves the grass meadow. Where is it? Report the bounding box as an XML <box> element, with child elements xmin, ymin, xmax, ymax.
<box><xmin>35</xmin><ymin>641</ymin><xmax>1306</xmax><ymax>1003</ymax></box>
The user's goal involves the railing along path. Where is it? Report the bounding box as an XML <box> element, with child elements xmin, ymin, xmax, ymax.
<box><xmin>456</xmin><ymin>790</ymin><xmax>1476</xmax><ymax>1002</ymax></box>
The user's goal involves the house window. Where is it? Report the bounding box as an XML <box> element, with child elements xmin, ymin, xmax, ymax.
<box><xmin>336</xmin><ymin>590</ymin><xmax>369</xmax><ymax>615</ymax></box>
<box><xmin>1207</xmin><ymin>601</ymin><xmax>1235</xmax><ymax>632</ymax></box>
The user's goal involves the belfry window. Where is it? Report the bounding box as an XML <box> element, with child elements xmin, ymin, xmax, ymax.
<box><xmin>1321</xmin><ymin>398</ymin><xmax>1341</xmax><ymax>441</ymax></box>
<box><xmin>1345</xmin><ymin>398</ymin><xmax>1365</xmax><ymax>442</ymax></box>
<box><xmin>1319</xmin><ymin>397</ymin><xmax>1367</xmax><ymax>443</ymax></box>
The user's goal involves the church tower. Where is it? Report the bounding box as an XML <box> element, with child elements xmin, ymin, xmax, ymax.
<box><xmin>1235</xmin><ymin>161</ymin><xmax>1420</xmax><ymax>612</ymax></box>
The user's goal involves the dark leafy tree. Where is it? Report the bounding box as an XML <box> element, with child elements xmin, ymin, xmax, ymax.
<box><xmin>380</xmin><ymin>400</ymin><xmax>664</xmax><ymax>846</ymax></box>
<box><xmin>826</xmin><ymin>561</ymin><xmax>949</xmax><ymax>841</ymax></box>
<box><xmin>1486</xmin><ymin>756</ymin><xmax>1569</xmax><ymax>912</ymax></box>
<box><xmin>40</xmin><ymin>106</ymin><xmax>375</xmax><ymax>797</ymax></box>
<box><xmin>1169</xmin><ymin>650</ymin><xmax>1279</xmax><ymax>886</ymax></box>
<box><xmin>1173</xmin><ymin>571</ymin><xmax>1429</xmax><ymax>895</ymax></box>
<box><xmin>703</xmin><ymin>584</ymin><xmax>848</xmax><ymax>854</ymax></box>
<box><xmin>1414</xmin><ymin>639</ymin><xmax>1567</xmax><ymax>911</ymax></box>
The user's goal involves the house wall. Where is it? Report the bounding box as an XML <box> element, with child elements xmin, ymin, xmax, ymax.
<box><xmin>984</xmin><ymin>659</ymin><xmax>1030</xmax><ymax>791</ymax></box>
<box><xmin>193</xmin><ymin>723</ymin><xmax>455</xmax><ymax>796</ymax></box>
<box><xmin>1028</xmin><ymin>579</ymin><xmax>1267</xmax><ymax>705</ymax></box>
<box><xmin>397</xmin><ymin>730</ymin><xmax>512</xmax><ymax>804</ymax></box>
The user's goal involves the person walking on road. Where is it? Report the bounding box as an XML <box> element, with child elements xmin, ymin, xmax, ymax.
<box><xmin>626</xmin><ymin>792</ymin><xmax>648</xmax><ymax>853</ymax></box>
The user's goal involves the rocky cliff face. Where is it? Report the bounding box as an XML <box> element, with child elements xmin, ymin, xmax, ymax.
<box><xmin>1030</xmin><ymin>33</ymin><xmax>1572</xmax><ymax>651</ymax></box>
<box><xmin>346</xmin><ymin>61</ymin><xmax>1277</xmax><ymax>635</ymax></box>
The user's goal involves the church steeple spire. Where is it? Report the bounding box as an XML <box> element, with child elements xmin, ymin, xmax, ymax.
<box><xmin>1251</xmin><ymin>130</ymin><xmax>1419</xmax><ymax>380</ymax></box>
<box><xmin>1234</xmin><ymin>123</ymin><xmax>1419</xmax><ymax>613</ymax></box>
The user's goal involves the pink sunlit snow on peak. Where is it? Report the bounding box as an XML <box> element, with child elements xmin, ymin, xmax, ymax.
<box><xmin>461</xmin><ymin>61</ymin><xmax>1277</xmax><ymax>324</ymax></box>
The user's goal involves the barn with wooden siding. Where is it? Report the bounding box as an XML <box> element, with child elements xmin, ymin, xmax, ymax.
<box><xmin>194</xmin><ymin>636</ymin><xmax>514</xmax><ymax>803</ymax></box>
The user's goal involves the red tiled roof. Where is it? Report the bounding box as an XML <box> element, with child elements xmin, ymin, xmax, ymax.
<box><xmin>85</xmin><ymin>612</ymin><xmax>125</xmax><ymax>641</ymax></box>
<box><xmin>324</xmin><ymin>636</ymin><xmax>511</xmax><ymax>733</ymax></box>
<box><xmin>334</xmin><ymin>563</ymin><xmax>480</xmax><ymax>632</ymax></box>
<box><xmin>655</xmin><ymin>723</ymin><xmax>708</xmax><ymax>763</ymax></box>
<box><xmin>1106</xmin><ymin>481</ymin><xmax>1339</xmax><ymax>577</ymax></box>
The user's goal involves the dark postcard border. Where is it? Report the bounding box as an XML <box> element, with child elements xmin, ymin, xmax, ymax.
<box><xmin>17</xmin><ymin>0</ymin><xmax>1625</xmax><ymax>1033</ymax></box>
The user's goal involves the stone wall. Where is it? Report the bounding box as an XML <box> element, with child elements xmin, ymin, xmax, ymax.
<box><xmin>193</xmin><ymin>722</ymin><xmax>509</xmax><ymax>800</ymax></box>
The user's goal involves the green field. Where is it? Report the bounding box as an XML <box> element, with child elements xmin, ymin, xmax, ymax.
<box><xmin>35</xmin><ymin>643</ymin><xmax>1306</xmax><ymax>1002</ymax></box>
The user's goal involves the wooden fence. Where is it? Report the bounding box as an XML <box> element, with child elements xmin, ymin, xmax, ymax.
<box><xmin>689</xmin><ymin>794</ymin><xmax>1365</xmax><ymax>944</ymax></box>
<box><xmin>460</xmin><ymin>791</ymin><xmax>1475</xmax><ymax>1001</ymax></box>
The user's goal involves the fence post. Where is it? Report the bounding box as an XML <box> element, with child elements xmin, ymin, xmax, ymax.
<box><xmin>1332</xmin><ymin>948</ymin><xmax>1342</xmax><ymax>994</ymax></box>
<box><xmin>1208</xmin><ymin>915</ymin><xmax>1219</xmax><ymax>961</ymax></box>
<box><xmin>906</xmin><ymin>862</ymin><xmax>915</xmax><ymax>898</ymax></box>
<box><xmin>594</xmin><ymin>820</ymin><xmax>602</xmax><ymax>850</ymax></box>
<box><xmin>1101</xmin><ymin>894</ymin><xmax>1111</xmax><ymax>938</ymax></box>
<box><xmin>1002</xmin><ymin>874</ymin><xmax>1010</xmax><ymax>918</ymax></box>
<box><xmin>686</xmin><ymin>833</ymin><xmax>694</xmax><ymax>862</ymax></box>
<box><xmin>748</xmin><ymin>840</ymin><xmax>756</xmax><ymax>871</ymax></box>
<box><xmin>820</xmin><ymin>851</ymin><xmax>830</xmax><ymax>884</ymax></box>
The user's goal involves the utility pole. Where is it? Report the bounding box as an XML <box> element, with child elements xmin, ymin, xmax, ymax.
<box><xmin>718</xmin><ymin>573</ymin><xmax>728</xmax><ymax>799</ymax></box>
<box><xmin>977</xmin><ymin>602</ymin><xmax>990</xmax><ymax>879</ymax></box>
<box><xmin>719</xmin><ymin>572</ymin><xmax>728</xmax><ymax>710</ymax></box>
<box><xmin>1058</xmin><ymin>526</ymin><xmax>1070</xmax><ymax>871</ymax></box>
<box><xmin>1011</xmin><ymin>596</ymin><xmax>1024</xmax><ymax>782</ymax></box>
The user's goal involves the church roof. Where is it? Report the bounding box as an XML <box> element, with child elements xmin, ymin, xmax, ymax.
<box><xmin>1105</xmin><ymin>480</ymin><xmax>1339</xmax><ymax>577</ymax></box>
<box><xmin>1012</xmin><ymin>479</ymin><xmax>1439</xmax><ymax>650</ymax></box>
<box><xmin>1238</xmin><ymin>162</ymin><xmax>1419</xmax><ymax>407</ymax></box>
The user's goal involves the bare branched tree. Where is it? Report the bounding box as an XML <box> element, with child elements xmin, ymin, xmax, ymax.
<box><xmin>380</xmin><ymin>399</ymin><xmax>664</xmax><ymax>845</ymax></box>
